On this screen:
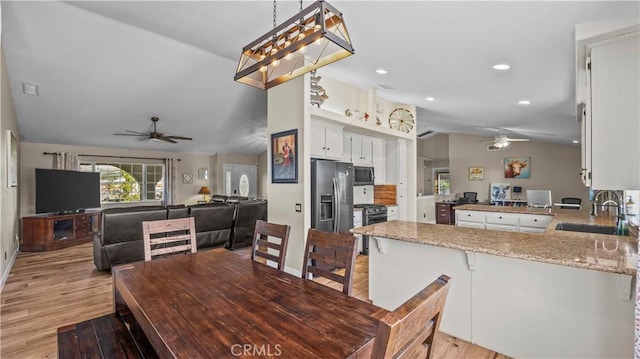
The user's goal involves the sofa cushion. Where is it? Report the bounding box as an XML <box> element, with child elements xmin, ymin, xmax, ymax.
<box><xmin>189</xmin><ymin>203</ymin><xmax>236</xmax><ymax>248</ymax></box>
<box><xmin>167</xmin><ymin>205</ymin><xmax>189</xmax><ymax>219</ymax></box>
<box><xmin>101</xmin><ymin>206</ymin><xmax>167</xmax><ymax>246</ymax></box>
<box><xmin>229</xmin><ymin>200</ymin><xmax>267</xmax><ymax>250</ymax></box>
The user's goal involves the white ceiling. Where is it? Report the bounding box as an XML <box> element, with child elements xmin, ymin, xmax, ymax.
<box><xmin>2</xmin><ymin>1</ymin><xmax>638</xmax><ymax>154</ymax></box>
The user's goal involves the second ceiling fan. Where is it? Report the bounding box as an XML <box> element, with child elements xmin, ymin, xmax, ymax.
<box><xmin>114</xmin><ymin>117</ymin><xmax>192</xmax><ymax>143</ymax></box>
<box><xmin>480</xmin><ymin>131</ymin><xmax>530</xmax><ymax>148</ymax></box>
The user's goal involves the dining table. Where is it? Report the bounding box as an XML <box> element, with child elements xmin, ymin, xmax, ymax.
<box><xmin>112</xmin><ymin>249</ymin><xmax>389</xmax><ymax>358</ymax></box>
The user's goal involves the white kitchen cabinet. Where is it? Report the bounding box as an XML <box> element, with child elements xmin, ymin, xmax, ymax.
<box><xmin>343</xmin><ymin>132</ymin><xmax>373</xmax><ymax>166</ymax></box>
<box><xmin>397</xmin><ymin>190</ymin><xmax>407</xmax><ymax>221</ymax></box>
<box><xmin>371</xmin><ymin>138</ymin><xmax>386</xmax><ymax>184</ymax></box>
<box><xmin>353</xmin><ymin>209</ymin><xmax>363</xmax><ymax>253</ymax></box>
<box><xmin>583</xmin><ymin>30</ymin><xmax>639</xmax><ymax>190</ymax></box>
<box><xmin>456</xmin><ymin>210</ymin><xmax>554</xmax><ymax>233</ymax></box>
<box><xmin>485</xmin><ymin>213</ymin><xmax>518</xmax><ymax>232</ymax></box>
<box><xmin>310</xmin><ymin>121</ymin><xmax>343</xmax><ymax>160</ymax></box>
<box><xmin>387</xmin><ymin>206</ymin><xmax>398</xmax><ymax>221</ymax></box>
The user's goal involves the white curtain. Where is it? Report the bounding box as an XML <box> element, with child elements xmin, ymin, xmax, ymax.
<box><xmin>163</xmin><ymin>158</ymin><xmax>178</xmax><ymax>205</ymax></box>
<box><xmin>52</xmin><ymin>152</ymin><xmax>79</xmax><ymax>170</ymax></box>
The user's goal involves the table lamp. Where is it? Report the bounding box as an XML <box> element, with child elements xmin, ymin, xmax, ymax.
<box><xmin>198</xmin><ymin>186</ymin><xmax>212</xmax><ymax>202</ymax></box>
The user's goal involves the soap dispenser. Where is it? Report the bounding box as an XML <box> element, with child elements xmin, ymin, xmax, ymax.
<box><xmin>625</xmin><ymin>196</ymin><xmax>637</xmax><ymax>217</ymax></box>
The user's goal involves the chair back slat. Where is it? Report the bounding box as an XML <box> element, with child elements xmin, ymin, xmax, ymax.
<box><xmin>143</xmin><ymin>218</ymin><xmax>197</xmax><ymax>262</ymax></box>
<box><xmin>372</xmin><ymin>275</ymin><xmax>451</xmax><ymax>359</ymax></box>
<box><xmin>302</xmin><ymin>229</ymin><xmax>357</xmax><ymax>295</ymax></box>
<box><xmin>251</xmin><ymin>220</ymin><xmax>291</xmax><ymax>270</ymax></box>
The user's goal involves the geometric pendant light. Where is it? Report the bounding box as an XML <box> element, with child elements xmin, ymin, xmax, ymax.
<box><xmin>234</xmin><ymin>0</ymin><xmax>354</xmax><ymax>90</ymax></box>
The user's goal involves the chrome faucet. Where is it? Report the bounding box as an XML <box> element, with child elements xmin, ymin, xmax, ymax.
<box><xmin>592</xmin><ymin>190</ymin><xmax>623</xmax><ymax>217</ymax></box>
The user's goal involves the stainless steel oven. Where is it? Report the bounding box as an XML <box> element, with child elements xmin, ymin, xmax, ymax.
<box><xmin>353</xmin><ymin>166</ymin><xmax>375</xmax><ymax>186</ymax></box>
<box><xmin>353</xmin><ymin>204</ymin><xmax>387</xmax><ymax>255</ymax></box>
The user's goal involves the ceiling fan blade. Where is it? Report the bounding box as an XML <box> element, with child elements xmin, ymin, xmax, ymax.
<box><xmin>166</xmin><ymin>135</ymin><xmax>193</xmax><ymax>141</ymax></box>
<box><xmin>126</xmin><ymin>130</ymin><xmax>149</xmax><ymax>135</ymax></box>
<box><xmin>158</xmin><ymin>136</ymin><xmax>178</xmax><ymax>144</ymax></box>
<box><xmin>479</xmin><ymin>139</ymin><xmax>495</xmax><ymax>143</ymax></box>
<box><xmin>506</xmin><ymin>138</ymin><xmax>530</xmax><ymax>142</ymax></box>
<box><xmin>114</xmin><ymin>133</ymin><xmax>145</xmax><ymax>136</ymax></box>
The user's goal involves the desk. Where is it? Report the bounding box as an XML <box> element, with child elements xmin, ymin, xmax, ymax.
<box><xmin>113</xmin><ymin>250</ymin><xmax>388</xmax><ymax>358</ymax></box>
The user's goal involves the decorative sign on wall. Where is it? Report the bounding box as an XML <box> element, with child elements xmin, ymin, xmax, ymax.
<box><xmin>468</xmin><ymin>167</ymin><xmax>484</xmax><ymax>181</ymax></box>
<box><xmin>504</xmin><ymin>157</ymin><xmax>530</xmax><ymax>178</ymax></box>
<box><xmin>490</xmin><ymin>183</ymin><xmax>511</xmax><ymax>202</ymax></box>
<box><xmin>271</xmin><ymin>129</ymin><xmax>298</xmax><ymax>183</ymax></box>
<box><xmin>182</xmin><ymin>173</ymin><xmax>193</xmax><ymax>184</ymax></box>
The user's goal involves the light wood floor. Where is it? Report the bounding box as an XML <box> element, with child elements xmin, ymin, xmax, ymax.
<box><xmin>1</xmin><ymin>243</ymin><xmax>509</xmax><ymax>358</ymax></box>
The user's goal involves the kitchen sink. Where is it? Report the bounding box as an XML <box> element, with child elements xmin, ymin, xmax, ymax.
<box><xmin>555</xmin><ymin>223</ymin><xmax>618</xmax><ymax>235</ymax></box>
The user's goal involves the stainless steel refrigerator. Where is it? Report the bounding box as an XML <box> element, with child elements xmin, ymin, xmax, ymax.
<box><xmin>311</xmin><ymin>159</ymin><xmax>353</xmax><ymax>234</ymax></box>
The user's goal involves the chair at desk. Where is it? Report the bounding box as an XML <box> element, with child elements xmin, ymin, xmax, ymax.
<box><xmin>561</xmin><ymin>197</ymin><xmax>582</xmax><ymax>210</ymax></box>
<box><xmin>372</xmin><ymin>275</ymin><xmax>451</xmax><ymax>359</ymax></box>
<box><xmin>251</xmin><ymin>220</ymin><xmax>291</xmax><ymax>270</ymax></box>
<box><xmin>142</xmin><ymin>217</ymin><xmax>197</xmax><ymax>261</ymax></box>
<box><xmin>302</xmin><ymin>229</ymin><xmax>357</xmax><ymax>296</ymax></box>
<box><xmin>463</xmin><ymin>192</ymin><xmax>478</xmax><ymax>203</ymax></box>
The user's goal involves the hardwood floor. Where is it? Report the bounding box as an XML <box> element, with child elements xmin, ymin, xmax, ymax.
<box><xmin>1</xmin><ymin>243</ymin><xmax>509</xmax><ymax>358</ymax></box>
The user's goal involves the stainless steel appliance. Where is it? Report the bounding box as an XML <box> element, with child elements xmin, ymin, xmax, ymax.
<box><xmin>353</xmin><ymin>204</ymin><xmax>387</xmax><ymax>255</ymax></box>
<box><xmin>353</xmin><ymin>166</ymin><xmax>375</xmax><ymax>186</ymax></box>
<box><xmin>311</xmin><ymin>159</ymin><xmax>354</xmax><ymax>234</ymax></box>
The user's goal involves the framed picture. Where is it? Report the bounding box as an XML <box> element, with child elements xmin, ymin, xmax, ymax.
<box><xmin>504</xmin><ymin>157</ymin><xmax>530</xmax><ymax>178</ymax></box>
<box><xmin>6</xmin><ymin>130</ymin><xmax>17</xmax><ymax>187</ymax></box>
<box><xmin>182</xmin><ymin>173</ymin><xmax>193</xmax><ymax>184</ymax></box>
<box><xmin>490</xmin><ymin>183</ymin><xmax>511</xmax><ymax>202</ymax></box>
<box><xmin>468</xmin><ymin>166</ymin><xmax>484</xmax><ymax>181</ymax></box>
<box><xmin>271</xmin><ymin>129</ymin><xmax>298</xmax><ymax>183</ymax></box>
<box><xmin>198</xmin><ymin>168</ymin><xmax>209</xmax><ymax>180</ymax></box>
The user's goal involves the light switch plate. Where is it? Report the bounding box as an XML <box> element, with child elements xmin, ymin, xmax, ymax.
<box><xmin>295</xmin><ymin>203</ymin><xmax>302</xmax><ymax>212</ymax></box>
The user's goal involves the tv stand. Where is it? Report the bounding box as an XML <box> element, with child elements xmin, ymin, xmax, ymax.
<box><xmin>22</xmin><ymin>211</ymin><xmax>101</xmax><ymax>252</ymax></box>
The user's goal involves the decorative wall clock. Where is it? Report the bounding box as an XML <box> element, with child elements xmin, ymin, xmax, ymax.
<box><xmin>388</xmin><ymin>108</ymin><xmax>415</xmax><ymax>133</ymax></box>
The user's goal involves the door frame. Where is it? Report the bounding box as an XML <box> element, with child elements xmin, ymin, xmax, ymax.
<box><xmin>222</xmin><ymin>164</ymin><xmax>258</xmax><ymax>197</ymax></box>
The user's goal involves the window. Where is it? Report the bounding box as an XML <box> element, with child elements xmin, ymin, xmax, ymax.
<box><xmin>80</xmin><ymin>161</ymin><xmax>164</xmax><ymax>203</ymax></box>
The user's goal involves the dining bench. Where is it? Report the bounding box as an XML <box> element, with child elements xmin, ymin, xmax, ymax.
<box><xmin>57</xmin><ymin>313</ymin><xmax>157</xmax><ymax>358</ymax></box>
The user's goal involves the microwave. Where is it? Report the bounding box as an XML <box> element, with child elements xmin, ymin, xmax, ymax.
<box><xmin>354</xmin><ymin>166</ymin><xmax>375</xmax><ymax>186</ymax></box>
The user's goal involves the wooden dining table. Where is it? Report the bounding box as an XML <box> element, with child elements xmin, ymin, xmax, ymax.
<box><xmin>112</xmin><ymin>250</ymin><xmax>389</xmax><ymax>358</ymax></box>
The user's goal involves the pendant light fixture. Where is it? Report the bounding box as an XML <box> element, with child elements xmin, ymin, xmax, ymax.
<box><xmin>234</xmin><ymin>0</ymin><xmax>354</xmax><ymax>90</ymax></box>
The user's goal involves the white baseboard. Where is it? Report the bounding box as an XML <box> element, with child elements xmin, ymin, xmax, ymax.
<box><xmin>0</xmin><ymin>248</ymin><xmax>19</xmax><ymax>292</ymax></box>
<box><xmin>284</xmin><ymin>265</ymin><xmax>302</xmax><ymax>278</ymax></box>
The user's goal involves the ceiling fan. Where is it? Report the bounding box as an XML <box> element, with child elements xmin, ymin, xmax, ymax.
<box><xmin>480</xmin><ymin>131</ymin><xmax>530</xmax><ymax>148</ymax></box>
<box><xmin>114</xmin><ymin>117</ymin><xmax>192</xmax><ymax>144</ymax></box>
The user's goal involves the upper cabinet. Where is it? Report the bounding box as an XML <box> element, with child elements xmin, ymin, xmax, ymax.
<box><xmin>343</xmin><ymin>132</ymin><xmax>373</xmax><ymax>166</ymax></box>
<box><xmin>310</xmin><ymin>121</ymin><xmax>343</xmax><ymax>160</ymax></box>
<box><xmin>371</xmin><ymin>138</ymin><xmax>386</xmax><ymax>184</ymax></box>
<box><xmin>579</xmin><ymin>27</ymin><xmax>639</xmax><ymax>190</ymax></box>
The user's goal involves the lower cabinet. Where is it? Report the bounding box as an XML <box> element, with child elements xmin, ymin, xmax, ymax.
<box><xmin>353</xmin><ymin>210</ymin><xmax>363</xmax><ymax>253</ymax></box>
<box><xmin>387</xmin><ymin>206</ymin><xmax>398</xmax><ymax>221</ymax></box>
<box><xmin>455</xmin><ymin>210</ymin><xmax>553</xmax><ymax>233</ymax></box>
<box><xmin>436</xmin><ymin>202</ymin><xmax>456</xmax><ymax>225</ymax></box>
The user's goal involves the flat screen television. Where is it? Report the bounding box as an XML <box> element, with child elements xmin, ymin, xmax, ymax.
<box><xmin>35</xmin><ymin>168</ymin><xmax>100</xmax><ymax>214</ymax></box>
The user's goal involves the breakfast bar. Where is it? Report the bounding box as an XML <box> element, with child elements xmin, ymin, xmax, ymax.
<box><xmin>352</xmin><ymin>207</ymin><xmax>636</xmax><ymax>358</ymax></box>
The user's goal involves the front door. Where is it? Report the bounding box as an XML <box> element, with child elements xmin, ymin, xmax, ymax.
<box><xmin>223</xmin><ymin>164</ymin><xmax>257</xmax><ymax>198</ymax></box>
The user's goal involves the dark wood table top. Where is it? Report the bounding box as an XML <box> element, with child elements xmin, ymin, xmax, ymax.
<box><xmin>113</xmin><ymin>250</ymin><xmax>388</xmax><ymax>358</ymax></box>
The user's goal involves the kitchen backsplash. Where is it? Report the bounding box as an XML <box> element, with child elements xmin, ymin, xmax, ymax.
<box><xmin>354</xmin><ymin>185</ymin><xmax>374</xmax><ymax>204</ymax></box>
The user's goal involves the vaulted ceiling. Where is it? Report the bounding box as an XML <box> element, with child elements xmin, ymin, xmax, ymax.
<box><xmin>2</xmin><ymin>1</ymin><xmax>637</xmax><ymax>154</ymax></box>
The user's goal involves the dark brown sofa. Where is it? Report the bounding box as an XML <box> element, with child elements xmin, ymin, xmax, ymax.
<box><xmin>93</xmin><ymin>200</ymin><xmax>266</xmax><ymax>271</ymax></box>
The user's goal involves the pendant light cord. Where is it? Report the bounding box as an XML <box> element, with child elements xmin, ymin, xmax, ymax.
<box><xmin>299</xmin><ymin>0</ymin><xmax>303</xmax><ymax>11</ymax></box>
<box><xmin>273</xmin><ymin>0</ymin><xmax>277</xmax><ymax>28</ymax></box>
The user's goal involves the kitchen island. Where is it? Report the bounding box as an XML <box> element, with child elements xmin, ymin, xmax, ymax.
<box><xmin>352</xmin><ymin>207</ymin><xmax>636</xmax><ymax>358</ymax></box>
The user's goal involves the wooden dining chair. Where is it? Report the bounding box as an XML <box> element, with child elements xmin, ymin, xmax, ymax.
<box><xmin>302</xmin><ymin>229</ymin><xmax>357</xmax><ymax>296</ymax></box>
<box><xmin>142</xmin><ymin>217</ymin><xmax>197</xmax><ymax>261</ymax></box>
<box><xmin>251</xmin><ymin>220</ymin><xmax>291</xmax><ymax>270</ymax></box>
<box><xmin>371</xmin><ymin>275</ymin><xmax>451</xmax><ymax>359</ymax></box>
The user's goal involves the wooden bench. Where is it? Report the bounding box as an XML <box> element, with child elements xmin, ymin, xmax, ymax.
<box><xmin>57</xmin><ymin>313</ymin><xmax>157</xmax><ymax>359</ymax></box>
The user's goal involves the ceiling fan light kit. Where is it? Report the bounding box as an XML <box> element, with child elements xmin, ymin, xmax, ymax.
<box><xmin>234</xmin><ymin>0</ymin><xmax>354</xmax><ymax>90</ymax></box>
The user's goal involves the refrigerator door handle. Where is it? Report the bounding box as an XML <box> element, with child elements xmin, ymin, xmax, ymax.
<box><xmin>333</xmin><ymin>177</ymin><xmax>340</xmax><ymax>233</ymax></box>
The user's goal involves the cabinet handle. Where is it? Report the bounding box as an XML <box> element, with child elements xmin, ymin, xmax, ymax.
<box><xmin>322</xmin><ymin>147</ymin><xmax>326</xmax><ymax>150</ymax></box>
<box><xmin>327</xmin><ymin>147</ymin><xmax>330</xmax><ymax>150</ymax></box>
<box><xmin>499</xmin><ymin>216</ymin><xmax>502</xmax><ymax>219</ymax></box>
<box><xmin>467</xmin><ymin>214</ymin><xmax>471</xmax><ymax>217</ymax></box>
<box><xmin>534</xmin><ymin>219</ymin><xmax>538</xmax><ymax>222</ymax></box>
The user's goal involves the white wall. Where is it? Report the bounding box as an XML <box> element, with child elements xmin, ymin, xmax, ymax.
<box><xmin>447</xmin><ymin>133</ymin><xmax>588</xmax><ymax>204</ymax></box>
<box><xmin>267</xmin><ymin>75</ymin><xmax>308</xmax><ymax>273</ymax></box>
<box><xmin>19</xmin><ymin>142</ymin><xmax>214</xmax><ymax>217</ymax></box>
<box><xmin>1</xmin><ymin>47</ymin><xmax>20</xmax><ymax>288</ymax></box>
<box><xmin>258</xmin><ymin>151</ymin><xmax>268</xmax><ymax>199</ymax></box>
<box><xmin>418</xmin><ymin>134</ymin><xmax>450</xmax><ymax>195</ymax></box>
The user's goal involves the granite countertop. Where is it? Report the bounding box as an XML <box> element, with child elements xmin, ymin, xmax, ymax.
<box><xmin>352</xmin><ymin>206</ymin><xmax>637</xmax><ymax>275</ymax></box>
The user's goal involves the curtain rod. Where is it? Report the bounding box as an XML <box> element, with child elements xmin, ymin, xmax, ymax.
<box><xmin>42</xmin><ymin>152</ymin><xmax>181</xmax><ymax>161</ymax></box>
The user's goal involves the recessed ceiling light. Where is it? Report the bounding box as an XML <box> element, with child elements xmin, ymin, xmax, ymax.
<box><xmin>493</xmin><ymin>64</ymin><xmax>511</xmax><ymax>70</ymax></box>
<box><xmin>375</xmin><ymin>68</ymin><xmax>388</xmax><ymax>74</ymax></box>
<box><xmin>425</xmin><ymin>97</ymin><xmax>435</xmax><ymax>101</ymax></box>
<box><xmin>572</xmin><ymin>140</ymin><xmax>580</xmax><ymax>144</ymax></box>
<box><xmin>22</xmin><ymin>82</ymin><xmax>39</xmax><ymax>96</ymax></box>
<box><xmin>518</xmin><ymin>100</ymin><xmax>531</xmax><ymax>105</ymax></box>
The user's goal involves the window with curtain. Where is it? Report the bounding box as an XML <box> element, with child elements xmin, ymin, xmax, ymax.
<box><xmin>80</xmin><ymin>161</ymin><xmax>164</xmax><ymax>203</ymax></box>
